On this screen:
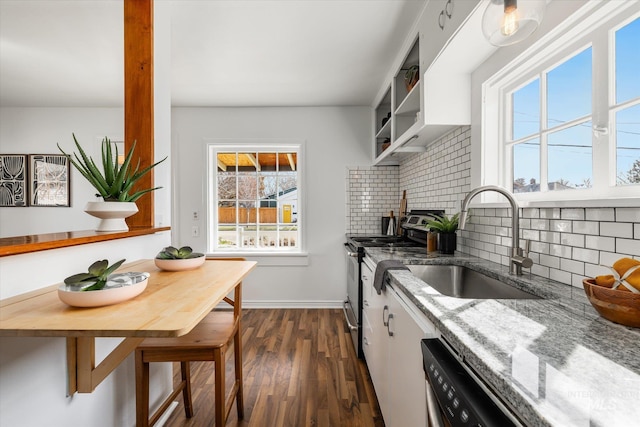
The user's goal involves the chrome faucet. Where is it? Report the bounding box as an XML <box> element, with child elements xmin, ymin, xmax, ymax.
<box><xmin>459</xmin><ymin>185</ymin><xmax>533</xmax><ymax>275</ymax></box>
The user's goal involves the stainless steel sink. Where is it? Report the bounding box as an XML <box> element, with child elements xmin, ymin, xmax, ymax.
<box><xmin>408</xmin><ymin>265</ymin><xmax>540</xmax><ymax>299</ymax></box>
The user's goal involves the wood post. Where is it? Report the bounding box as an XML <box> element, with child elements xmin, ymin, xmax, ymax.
<box><xmin>124</xmin><ymin>0</ymin><xmax>154</xmax><ymax>228</ymax></box>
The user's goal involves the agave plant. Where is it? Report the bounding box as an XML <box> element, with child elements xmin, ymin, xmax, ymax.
<box><xmin>426</xmin><ymin>213</ymin><xmax>459</xmax><ymax>233</ymax></box>
<box><xmin>58</xmin><ymin>134</ymin><xmax>167</xmax><ymax>202</ymax></box>
<box><xmin>156</xmin><ymin>246</ymin><xmax>204</xmax><ymax>260</ymax></box>
<box><xmin>64</xmin><ymin>259</ymin><xmax>126</xmax><ymax>291</ymax></box>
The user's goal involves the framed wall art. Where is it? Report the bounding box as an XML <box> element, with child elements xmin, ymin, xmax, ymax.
<box><xmin>29</xmin><ymin>154</ymin><xmax>70</xmax><ymax>207</ymax></box>
<box><xmin>0</xmin><ymin>154</ymin><xmax>28</xmax><ymax>207</ymax></box>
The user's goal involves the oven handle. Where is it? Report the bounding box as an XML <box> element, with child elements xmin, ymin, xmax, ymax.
<box><xmin>342</xmin><ymin>300</ymin><xmax>358</xmax><ymax>331</ymax></box>
<box><xmin>425</xmin><ymin>378</ymin><xmax>445</xmax><ymax>427</ymax></box>
<box><xmin>344</xmin><ymin>243</ymin><xmax>359</xmax><ymax>257</ymax></box>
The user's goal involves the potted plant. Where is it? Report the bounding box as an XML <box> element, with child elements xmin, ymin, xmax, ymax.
<box><xmin>155</xmin><ymin>246</ymin><xmax>206</xmax><ymax>271</ymax></box>
<box><xmin>426</xmin><ymin>213</ymin><xmax>459</xmax><ymax>254</ymax></box>
<box><xmin>58</xmin><ymin>258</ymin><xmax>150</xmax><ymax>307</ymax></box>
<box><xmin>58</xmin><ymin>134</ymin><xmax>167</xmax><ymax>232</ymax></box>
<box><xmin>404</xmin><ymin>65</ymin><xmax>419</xmax><ymax>92</ymax></box>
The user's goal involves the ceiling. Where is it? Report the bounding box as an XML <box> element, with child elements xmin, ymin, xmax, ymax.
<box><xmin>0</xmin><ymin>0</ymin><xmax>426</xmax><ymax>108</ymax></box>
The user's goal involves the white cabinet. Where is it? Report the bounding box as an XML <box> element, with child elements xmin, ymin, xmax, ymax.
<box><xmin>362</xmin><ymin>256</ymin><xmax>436</xmax><ymax>427</ymax></box>
<box><xmin>373</xmin><ymin>0</ymin><xmax>495</xmax><ymax>165</ymax></box>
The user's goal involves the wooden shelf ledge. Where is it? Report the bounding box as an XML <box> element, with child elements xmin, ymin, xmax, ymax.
<box><xmin>0</xmin><ymin>227</ymin><xmax>171</xmax><ymax>257</ymax></box>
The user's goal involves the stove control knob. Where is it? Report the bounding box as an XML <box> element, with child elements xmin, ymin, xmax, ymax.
<box><xmin>452</xmin><ymin>397</ymin><xmax>459</xmax><ymax>408</ymax></box>
<box><xmin>460</xmin><ymin>410</ymin><xmax>469</xmax><ymax>423</ymax></box>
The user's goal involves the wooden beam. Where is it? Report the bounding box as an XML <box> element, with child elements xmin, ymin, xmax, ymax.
<box><xmin>124</xmin><ymin>0</ymin><xmax>154</xmax><ymax>228</ymax></box>
<box><xmin>245</xmin><ymin>153</ymin><xmax>261</xmax><ymax>171</ymax></box>
<box><xmin>287</xmin><ymin>153</ymin><xmax>296</xmax><ymax>171</ymax></box>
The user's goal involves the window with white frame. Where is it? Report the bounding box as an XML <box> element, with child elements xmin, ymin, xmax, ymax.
<box><xmin>207</xmin><ymin>143</ymin><xmax>302</xmax><ymax>253</ymax></box>
<box><xmin>484</xmin><ymin>3</ymin><xmax>639</xmax><ymax>203</ymax></box>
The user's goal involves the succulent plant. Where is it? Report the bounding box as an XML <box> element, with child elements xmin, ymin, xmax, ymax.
<box><xmin>58</xmin><ymin>134</ymin><xmax>167</xmax><ymax>202</ymax></box>
<box><xmin>64</xmin><ymin>259</ymin><xmax>126</xmax><ymax>291</ymax></box>
<box><xmin>155</xmin><ymin>246</ymin><xmax>204</xmax><ymax>260</ymax></box>
<box><xmin>426</xmin><ymin>213</ymin><xmax>459</xmax><ymax>233</ymax></box>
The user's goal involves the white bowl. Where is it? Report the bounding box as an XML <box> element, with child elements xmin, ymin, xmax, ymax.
<box><xmin>58</xmin><ymin>272</ymin><xmax>149</xmax><ymax>308</ymax></box>
<box><xmin>154</xmin><ymin>256</ymin><xmax>206</xmax><ymax>271</ymax></box>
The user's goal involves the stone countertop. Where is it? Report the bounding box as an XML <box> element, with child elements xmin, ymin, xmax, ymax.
<box><xmin>364</xmin><ymin>247</ymin><xmax>640</xmax><ymax>427</ymax></box>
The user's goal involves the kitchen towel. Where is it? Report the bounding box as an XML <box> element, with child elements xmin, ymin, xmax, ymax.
<box><xmin>374</xmin><ymin>259</ymin><xmax>409</xmax><ymax>294</ymax></box>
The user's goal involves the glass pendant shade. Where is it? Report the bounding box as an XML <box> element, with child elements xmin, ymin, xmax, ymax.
<box><xmin>482</xmin><ymin>0</ymin><xmax>546</xmax><ymax>46</ymax></box>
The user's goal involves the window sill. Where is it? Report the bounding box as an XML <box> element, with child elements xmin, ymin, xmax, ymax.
<box><xmin>207</xmin><ymin>252</ymin><xmax>309</xmax><ymax>267</ymax></box>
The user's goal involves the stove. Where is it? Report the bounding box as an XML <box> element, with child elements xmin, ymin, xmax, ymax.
<box><xmin>343</xmin><ymin>209</ymin><xmax>444</xmax><ymax>359</ymax></box>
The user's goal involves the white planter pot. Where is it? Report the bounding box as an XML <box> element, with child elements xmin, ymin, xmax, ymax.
<box><xmin>84</xmin><ymin>201</ymin><xmax>138</xmax><ymax>232</ymax></box>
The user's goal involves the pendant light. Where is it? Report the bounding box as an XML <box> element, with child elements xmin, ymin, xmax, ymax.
<box><xmin>482</xmin><ymin>0</ymin><xmax>546</xmax><ymax>47</ymax></box>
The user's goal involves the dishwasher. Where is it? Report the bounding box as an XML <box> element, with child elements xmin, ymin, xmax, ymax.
<box><xmin>421</xmin><ymin>338</ymin><xmax>522</xmax><ymax>427</ymax></box>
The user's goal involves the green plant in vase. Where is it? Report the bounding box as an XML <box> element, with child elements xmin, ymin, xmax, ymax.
<box><xmin>426</xmin><ymin>213</ymin><xmax>459</xmax><ymax>255</ymax></box>
<box><xmin>156</xmin><ymin>246</ymin><xmax>204</xmax><ymax>260</ymax></box>
<box><xmin>58</xmin><ymin>134</ymin><xmax>167</xmax><ymax>202</ymax></box>
<box><xmin>64</xmin><ymin>259</ymin><xmax>126</xmax><ymax>291</ymax></box>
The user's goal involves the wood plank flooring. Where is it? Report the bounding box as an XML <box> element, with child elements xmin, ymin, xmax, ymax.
<box><xmin>162</xmin><ymin>309</ymin><xmax>384</xmax><ymax>427</ymax></box>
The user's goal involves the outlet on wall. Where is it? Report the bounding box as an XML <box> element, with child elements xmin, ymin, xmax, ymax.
<box><xmin>193</xmin><ymin>211</ymin><xmax>199</xmax><ymax>220</ymax></box>
<box><xmin>191</xmin><ymin>226</ymin><xmax>199</xmax><ymax>237</ymax></box>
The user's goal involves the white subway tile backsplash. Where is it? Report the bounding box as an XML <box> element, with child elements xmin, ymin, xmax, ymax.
<box><xmin>561</xmin><ymin>209</ymin><xmax>585</xmax><ymax>220</ymax></box>
<box><xmin>349</xmin><ymin>124</ymin><xmax>639</xmax><ymax>293</ymax></box>
<box><xmin>550</xmin><ymin>220</ymin><xmax>572</xmax><ymax>233</ymax></box>
<box><xmin>585</xmin><ymin>208</ymin><xmax>615</xmax><ymax>221</ymax></box>
<box><xmin>600</xmin><ymin>222</ymin><xmax>634</xmax><ymax>238</ymax></box>
<box><xmin>560</xmin><ymin>233</ymin><xmax>585</xmax><ymax>248</ymax></box>
<box><xmin>560</xmin><ymin>258</ymin><xmax>584</xmax><ymax>275</ymax></box>
<box><xmin>572</xmin><ymin>247</ymin><xmax>599</xmax><ymax>264</ymax></box>
<box><xmin>585</xmin><ymin>235</ymin><xmax>615</xmax><ymax>252</ymax></box>
<box><xmin>616</xmin><ymin>238</ymin><xmax>640</xmax><ymax>256</ymax></box>
<box><xmin>616</xmin><ymin>208</ymin><xmax>640</xmax><ymax>222</ymax></box>
<box><xmin>572</xmin><ymin>221</ymin><xmax>599</xmax><ymax>235</ymax></box>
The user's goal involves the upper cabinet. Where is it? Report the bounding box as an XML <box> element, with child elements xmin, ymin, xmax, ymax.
<box><xmin>373</xmin><ymin>0</ymin><xmax>495</xmax><ymax>165</ymax></box>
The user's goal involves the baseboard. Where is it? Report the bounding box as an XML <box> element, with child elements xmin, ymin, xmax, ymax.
<box><xmin>243</xmin><ymin>300</ymin><xmax>344</xmax><ymax>309</ymax></box>
<box><xmin>156</xmin><ymin>401</ymin><xmax>179</xmax><ymax>427</ymax></box>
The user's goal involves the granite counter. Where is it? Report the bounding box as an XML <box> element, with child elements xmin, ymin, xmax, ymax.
<box><xmin>365</xmin><ymin>247</ymin><xmax>640</xmax><ymax>427</ymax></box>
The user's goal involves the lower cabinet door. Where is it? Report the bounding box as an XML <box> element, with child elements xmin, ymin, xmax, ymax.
<box><xmin>386</xmin><ymin>286</ymin><xmax>428</xmax><ymax>427</ymax></box>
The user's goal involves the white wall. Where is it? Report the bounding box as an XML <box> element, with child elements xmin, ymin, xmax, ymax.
<box><xmin>172</xmin><ymin>106</ymin><xmax>371</xmax><ymax>306</ymax></box>
<box><xmin>0</xmin><ymin>233</ymin><xmax>173</xmax><ymax>427</ymax></box>
<box><xmin>0</xmin><ymin>107</ymin><xmax>125</xmax><ymax>237</ymax></box>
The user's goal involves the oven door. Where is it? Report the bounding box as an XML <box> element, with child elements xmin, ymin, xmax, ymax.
<box><xmin>344</xmin><ymin>243</ymin><xmax>361</xmax><ymax>356</ymax></box>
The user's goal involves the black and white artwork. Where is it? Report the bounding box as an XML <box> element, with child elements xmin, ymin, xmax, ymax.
<box><xmin>29</xmin><ymin>154</ymin><xmax>70</xmax><ymax>207</ymax></box>
<box><xmin>0</xmin><ymin>154</ymin><xmax>28</xmax><ymax>207</ymax></box>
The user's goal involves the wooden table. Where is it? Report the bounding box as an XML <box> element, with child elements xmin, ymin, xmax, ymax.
<box><xmin>0</xmin><ymin>259</ymin><xmax>256</xmax><ymax>394</ymax></box>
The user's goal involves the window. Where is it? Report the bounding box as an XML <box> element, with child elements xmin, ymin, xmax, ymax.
<box><xmin>483</xmin><ymin>2</ymin><xmax>640</xmax><ymax>203</ymax></box>
<box><xmin>207</xmin><ymin>143</ymin><xmax>302</xmax><ymax>253</ymax></box>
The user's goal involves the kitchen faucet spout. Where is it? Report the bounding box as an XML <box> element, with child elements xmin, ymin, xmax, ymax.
<box><xmin>459</xmin><ymin>185</ymin><xmax>533</xmax><ymax>275</ymax></box>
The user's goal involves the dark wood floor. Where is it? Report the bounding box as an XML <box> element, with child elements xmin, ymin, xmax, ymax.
<box><xmin>163</xmin><ymin>308</ymin><xmax>384</xmax><ymax>427</ymax></box>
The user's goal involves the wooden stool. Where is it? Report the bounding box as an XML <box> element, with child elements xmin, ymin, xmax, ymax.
<box><xmin>135</xmin><ymin>259</ymin><xmax>245</xmax><ymax>427</ymax></box>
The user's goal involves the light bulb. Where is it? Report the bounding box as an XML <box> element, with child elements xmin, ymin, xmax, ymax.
<box><xmin>501</xmin><ymin>5</ymin><xmax>520</xmax><ymax>36</ymax></box>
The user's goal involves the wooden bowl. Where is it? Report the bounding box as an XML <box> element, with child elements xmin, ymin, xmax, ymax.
<box><xmin>583</xmin><ymin>278</ymin><xmax>640</xmax><ymax>328</ymax></box>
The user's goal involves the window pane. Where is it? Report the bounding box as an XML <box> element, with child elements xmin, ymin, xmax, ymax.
<box><xmin>280</xmin><ymin>225</ymin><xmax>298</xmax><ymax>247</ymax></box>
<box><xmin>512</xmin><ymin>79</ymin><xmax>540</xmax><ymax>140</ymax></box>
<box><xmin>547</xmin><ymin>48</ymin><xmax>592</xmax><ymax>127</ymax></box>
<box><xmin>257</xmin><ymin>203</ymin><xmax>277</xmax><ymax>224</ymax></box>
<box><xmin>257</xmin><ymin>227</ymin><xmax>276</xmax><ymax>248</ymax></box>
<box><xmin>218</xmin><ymin>225</ymin><xmax>237</xmax><ymax>248</ymax></box>
<box><xmin>237</xmin><ymin>172</ymin><xmax>257</xmax><ymax>200</ymax></box>
<box><xmin>616</xmin><ymin>104</ymin><xmax>640</xmax><ymax>185</ymax></box>
<box><xmin>616</xmin><ymin>18</ymin><xmax>640</xmax><ymax>104</ymax></box>
<box><xmin>548</xmin><ymin>122</ymin><xmax>593</xmax><ymax>190</ymax></box>
<box><xmin>241</xmin><ymin>226</ymin><xmax>257</xmax><ymax>248</ymax></box>
<box><xmin>513</xmin><ymin>139</ymin><xmax>540</xmax><ymax>193</ymax></box>
<box><xmin>218</xmin><ymin>201</ymin><xmax>236</xmax><ymax>224</ymax></box>
<box><xmin>258</xmin><ymin>172</ymin><xmax>278</xmax><ymax>199</ymax></box>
